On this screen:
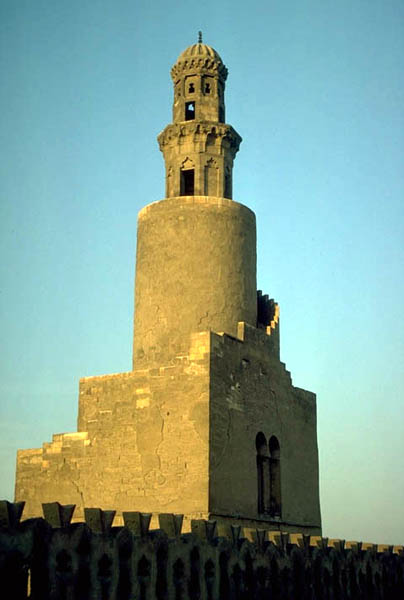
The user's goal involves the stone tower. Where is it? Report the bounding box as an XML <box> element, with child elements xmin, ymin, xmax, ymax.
<box><xmin>15</xmin><ymin>39</ymin><xmax>322</xmax><ymax>535</ymax></box>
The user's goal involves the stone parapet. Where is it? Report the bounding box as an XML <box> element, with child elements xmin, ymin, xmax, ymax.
<box><xmin>1</xmin><ymin>501</ymin><xmax>403</xmax><ymax>600</ymax></box>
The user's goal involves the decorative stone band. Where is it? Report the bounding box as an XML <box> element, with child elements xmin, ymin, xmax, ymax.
<box><xmin>171</xmin><ymin>57</ymin><xmax>228</xmax><ymax>82</ymax></box>
<box><xmin>157</xmin><ymin>122</ymin><xmax>242</xmax><ymax>153</ymax></box>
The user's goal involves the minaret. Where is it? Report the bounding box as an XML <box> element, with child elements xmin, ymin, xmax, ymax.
<box><xmin>133</xmin><ymin>36</ymin><xmax>256</xmax><ymax>367</ymax></box>
<box><xmin>158</xmin><ymin>31</ymin><xmax>241</xmax><ymax>199</ymax></box>
<box><xmin>16</xmin><ymin>39</ymin><xmax>321</xmax><ymax>537</ymax></box>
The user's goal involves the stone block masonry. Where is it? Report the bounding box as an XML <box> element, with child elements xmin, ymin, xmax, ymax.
<box><xmin>209</xmin><ymin>324</ymin><xmax>321</xmax><ymax>533</ymax></box>
<box><xmin>16</xmin><ymin>322</ymin><xmax>321</xmax><ymax>535</ymax></box>
<box><xmin>16</xmin><ymin>332</ymin><xmax>212</xmax><ymax>529</ymax></box>
<box><xmin>15</xmin><ymin>39</ymin><xmax>323</xmax><ymax>541</ymax></box>
<box><xmin>133</xmin><ymin>196</ymin><xmax>257</xmax><ymax>367</ymax></box>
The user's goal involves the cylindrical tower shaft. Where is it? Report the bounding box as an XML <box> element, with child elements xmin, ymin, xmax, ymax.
<box><xmin>133</xmin><ymin>39</ymin><xmax>257</xmax><ymax>367</ymax></box>
<box><xmin>133</xmin><ymin>196</ymin><xmax>256</xmax><ymax>366</ymax></box>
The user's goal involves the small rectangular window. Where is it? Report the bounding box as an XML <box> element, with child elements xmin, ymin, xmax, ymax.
<box><xmin>181</xmin><ymin>169</ymin><xmax>194</xmax><ymax>196</ymax></box>
<box><xmin>185</xmin><ymin>101</ymin><xmax>195</xmax><ymax>121</ymax></box>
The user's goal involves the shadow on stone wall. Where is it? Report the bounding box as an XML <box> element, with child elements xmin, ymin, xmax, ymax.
<box><xmin>1</xmin><ymin>501</ymin><xmax>403</xmax><ymax>599</ymax></box>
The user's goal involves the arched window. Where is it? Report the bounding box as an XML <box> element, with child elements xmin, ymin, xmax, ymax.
<box><xmin>181</xmin><ymin>169</ymin><xmax>194</xmax><ymax>195</ymax></box>
<box><xmin>185</xmin><ymin>101</ymin><xmax>195</xmax><ymax>121</ymax></box>
<box><xmin>180</xmin><ymin>158</ymin><xmax>195</xmax><ymax>196</ymax></box>
<box><xmin>256</xmin><ymin>433</ymin><xmax>270</xmax><ymax>514</ymax></box>
<box><xmin>268</xmin><ymin>436</ymin><xmax>281</xmax><ymax>517</ymax></box>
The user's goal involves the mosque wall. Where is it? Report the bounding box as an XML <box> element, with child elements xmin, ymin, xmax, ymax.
<box><xmin>1</xmin><ymin>502</ymin><xmax>402</xmax><ymax>600</ymax></box>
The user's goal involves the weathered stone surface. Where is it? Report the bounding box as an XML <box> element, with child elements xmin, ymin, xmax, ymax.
<box><xmin>16</xmin><ymin>323</ymin><xmax>320</xmax><ymax>534</ymax></box>
<box><xmin>15</xmin><ymin>39</ymin><xmax>321</xmax><ymax>537</ymax></box>
<box><xmin>133</xmin><ymin>197</ymin><xmax>257</xmax><ymax>366</ymax></box>
<box><xmin>208</xmin><ymin>326</ymin><xmax>321</xmax><ymax>534</ymax></box>
<box><xmin>16</xmin><ymin>335</ymin><xmax>210</xmax><ymax>523</ymax></box>
<box><xmin>159</xmin><ymin>42</ymin><xmax>240</xmax><ymax>200</ymax></box>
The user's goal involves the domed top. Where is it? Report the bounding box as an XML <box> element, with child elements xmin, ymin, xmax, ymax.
<box><xmin>171</xmin><ymin>34</ymin><xmax>228</xmax><ymax>81</ymax></box>
<box><xmin>176</xmin><ymin>42</ymin><xmax>223</xmax><ymax>64</ymax></box>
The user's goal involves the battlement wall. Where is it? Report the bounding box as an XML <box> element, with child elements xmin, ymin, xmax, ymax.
<box><xmin>1</xmin><ymin>501</ymin><xmax>403</xmax><ymax>600</ymax></box>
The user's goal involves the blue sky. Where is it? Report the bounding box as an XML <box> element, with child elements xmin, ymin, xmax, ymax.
<box><xmin>1</xmin><ymin>0</ymin><xmax>403</xmax><ymax>544</ymax></box>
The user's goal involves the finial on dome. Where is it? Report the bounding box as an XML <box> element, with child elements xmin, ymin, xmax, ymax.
<box><xmin>198</xmin><ymin>31</ymin><xmax>203</xmax><ymax>43</ymax></box>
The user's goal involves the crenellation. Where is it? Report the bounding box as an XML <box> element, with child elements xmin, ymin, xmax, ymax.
<box><xmin>329</xmin><ymin>538</ymin><xmax>346</xmax><ymax>551</ymax></box>
<box><xmin>0</xmin><ymin>500</ymin><xmax>25</xmax><ymax>529</ymax></box>
<box><xmin>378</xmin><ymin>543</ymin><xmax>394</xmax><ymax>553</ymax></box>
<box><xmin>2</xmin><ymin>504</ymin><xmax>402</xmax><ymax>599</ymax></box>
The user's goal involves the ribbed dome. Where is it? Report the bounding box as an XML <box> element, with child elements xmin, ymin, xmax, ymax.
<box><xmin>176</xmin><ymin>42</ymin><xmax>223</xmax><ymax>64</ymax></box>
<box><xmin>171</xmin><ymin>40</ymin><xmax>228</xmax><ymax>81</ymax></box>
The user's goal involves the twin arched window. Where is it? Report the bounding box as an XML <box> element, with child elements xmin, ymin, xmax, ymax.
<box><xmin>256</xmin><ymin>433</ymin><xmax>281</xmax><ymax>517</ymax></box>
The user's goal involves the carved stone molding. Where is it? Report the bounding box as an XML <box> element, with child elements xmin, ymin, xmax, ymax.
<box><xmin>171</xmin><ymin>58</ymin><xmax>228</xmax><ymax>82</ymax></box>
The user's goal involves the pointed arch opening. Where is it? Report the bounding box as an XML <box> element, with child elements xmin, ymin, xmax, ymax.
<box><xmin>256</xmin><ymin>432</ymin><xmax>270</xmax><ymax>514</ymax></box>
<box><xmin>180</xmin><ymin>158</ymin><xmax>195</xmax><ymax>196</ymax></box>
<box><xmin>181</xmin><ymin>169</ymin><xmax>194</xmax><ymax>195</ymax></box>
<box><xmin>268</xmin><ymin>436</ymin><xmax>281</xmax><ymax>517</ymax></box>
